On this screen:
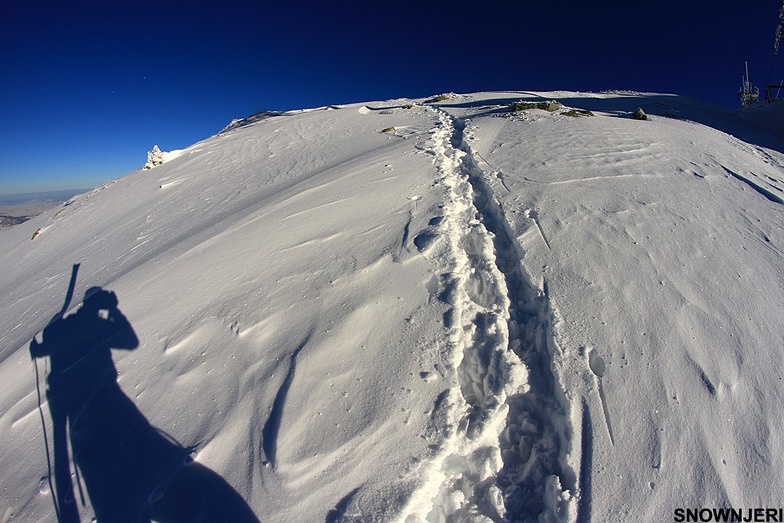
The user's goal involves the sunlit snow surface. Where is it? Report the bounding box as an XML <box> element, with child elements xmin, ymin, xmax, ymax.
<box><xmin>1</xmin><ymin>92</ymin><xmax>782</xmax><ymax>522</ymax></box>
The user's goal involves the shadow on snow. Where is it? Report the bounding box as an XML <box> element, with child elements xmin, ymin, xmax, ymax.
<box><xmin>30</xmin><ymin>264</ymin><xmax>258</xmax><ymax>523</ymax></box>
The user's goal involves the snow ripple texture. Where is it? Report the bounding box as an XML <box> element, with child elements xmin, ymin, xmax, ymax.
<box><xmin>403</xmin><ymin>108</ymin><xmax>575</xmax><ymax>522</ymax></box>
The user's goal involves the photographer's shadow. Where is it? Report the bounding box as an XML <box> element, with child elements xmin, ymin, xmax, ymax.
<box><xmin>31</xmin><ymin>286</ymin><xmax>258</xmax><ymax>523</ymax></box>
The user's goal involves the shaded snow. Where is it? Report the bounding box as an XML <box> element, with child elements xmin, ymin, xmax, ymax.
<box><xmin>0</xmin><ymin>91</ymin><xmax>782</xmax><ymax>522</ymax></box>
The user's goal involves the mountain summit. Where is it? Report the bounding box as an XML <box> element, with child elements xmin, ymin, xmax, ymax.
<box><xmin>1</xmin><ymin>91</ymin><xmax>782</xmax><ymax>522</ymax></box>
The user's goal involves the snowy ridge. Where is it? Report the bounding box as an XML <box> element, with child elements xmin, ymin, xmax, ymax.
<box><xmin>1</xmin><ymin>91</ymin><xmax>783</xmax><ymax>522</ymax></box>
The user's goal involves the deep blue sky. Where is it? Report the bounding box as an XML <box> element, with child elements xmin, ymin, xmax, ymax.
<box><xmin>1</xmin><ymin>0</ymin><xmax>782</xmax><ymax>195</ymax></box>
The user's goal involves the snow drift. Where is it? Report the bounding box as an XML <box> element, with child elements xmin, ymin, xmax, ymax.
<box><xmin>0</xmin><ymin>91</ymin><xmax>782</xmax><ymax>523</ymax></box>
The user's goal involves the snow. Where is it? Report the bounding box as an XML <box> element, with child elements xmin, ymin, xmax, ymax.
<box><xmin>0</xmin><ymin>91</ymin><xmax>782</xmax><ymax>522</ymax></box>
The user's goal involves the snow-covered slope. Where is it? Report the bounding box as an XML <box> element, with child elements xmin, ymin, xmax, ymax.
<box><xmin>1</xmin><ymin>91</ymin><xmax>782</xmax><ymax>523</ymax></box>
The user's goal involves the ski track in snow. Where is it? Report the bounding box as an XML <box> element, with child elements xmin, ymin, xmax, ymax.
<box><xmin>404</xmin><ymin>106</ymin><xmax>575</xmax><ymax>522</ymax></box>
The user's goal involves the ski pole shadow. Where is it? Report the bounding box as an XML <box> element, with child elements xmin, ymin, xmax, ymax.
<box><xmin>30</xmin><ymin>280</ymin><xmax>258</xmax><ymax>523</ymax></box>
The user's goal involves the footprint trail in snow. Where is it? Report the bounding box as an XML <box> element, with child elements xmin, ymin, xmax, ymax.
<box><xmin>404</xmin><ymin>107</ymin><xmax>575</xmax><ymax>522</ymax></box>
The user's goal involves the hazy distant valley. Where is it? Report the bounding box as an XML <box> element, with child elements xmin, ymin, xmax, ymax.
<box><xmin>0</xmin><ymin>189</ymin><xmax>86</xmax><ymax>228</ymax></box>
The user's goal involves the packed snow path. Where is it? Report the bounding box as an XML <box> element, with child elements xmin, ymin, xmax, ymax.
<box><xmin>402</xmin><ymin>107</ymin><xmax>575</xmax><ymax>522</ymax></box>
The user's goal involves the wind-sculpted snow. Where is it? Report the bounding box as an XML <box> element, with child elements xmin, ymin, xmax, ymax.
<box><xmin>0</xmin><ymin>101</ymin><xmax>453</xmax><ymax>522</ymax></box>
<box><xmin>454</xmin><ymin>92</ymin><xmax>784</xmax><ymax>522</ymax></box>
<box><xmin>0</xmin><ymin>92</ymin><xmax>783</xmax><ymax>522</ymax></box>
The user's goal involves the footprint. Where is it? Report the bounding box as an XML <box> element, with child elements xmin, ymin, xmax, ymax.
<box><xmin>413</xmin><ymin>230</ymin><xmax>438</xmax><ymax>252</ymax></box>
<box><xmin>589</xmin><ymin>349</ymin><xmax>606</xmax><ymax>378</ymax></box>
<box><xmin>587</xmin><ymin>347</ymin><xmax>614</xmax><ymax>445</ymax></box>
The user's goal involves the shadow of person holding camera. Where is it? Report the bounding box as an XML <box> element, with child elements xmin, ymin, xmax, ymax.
<box><xmin>31</xmin><ymin>283</ymin><xmax>259</xmax><ymax>523</ymax></box>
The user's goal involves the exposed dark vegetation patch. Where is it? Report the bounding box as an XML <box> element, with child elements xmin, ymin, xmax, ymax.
<box><xmin>426</xmin><ymin>93</ymin><xmax>456</xmax><ymax>103</ymax></box>
<box><xmin>510</xmin><ymin>100</ymin><xmax>563</xmax><ymax>112</ymax></box>
<box><xmin>562</xmin><ymin>108</ymin><xmax>595</xmax><ymax>117</ymax></box>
